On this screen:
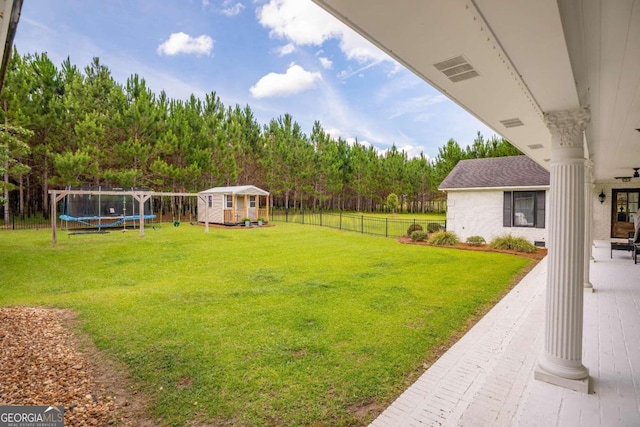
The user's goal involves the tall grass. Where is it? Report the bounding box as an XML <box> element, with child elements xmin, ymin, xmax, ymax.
<box><xmin>0</xmin><ymin>223</ymin><xmax>531</xmax><ymax>426</ymax></box>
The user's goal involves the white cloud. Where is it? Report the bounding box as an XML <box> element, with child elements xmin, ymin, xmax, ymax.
<box><xmin>276</xmin><ymin>43</ymin><xmax>296</xmax><ymax>56</ymax></box>
<box><xmin>337</xmin><ymin>60</ymin><xmax>383</xmax><ymax>81</ymax></box>
<box><xmin>415</xmin><ymin>113</ymin><xmax>435</xmax><ymax>123</ymax></box>
<box><xmin>374</xmin><ymin>71</ymin><xmax>425</xmax><ymax>104</ymax></box>
<box><xmin>15</xmin><ymin>18</ymin><xmax>209</xmax><ymax>102</ymax></box>
<box><xmin>388</xmin><ymin>94</ymin><xmax>447</xmax><ymax>120</ymax></box>
<box><xmin>325</xmin><ymin>131</ymin><xmax>370</xmax><ymax>148</ymax></box>
<box><xmin>387</xmin><ymin>61</ymin><xmax>404</xmax><ymax>76</ymax></box>
<box><xmin>338</xmin><ymin>28</ymin><xmax>387</xmax><ymax>63</ymax></box>
<box><xmin>326</xmin><ymin>128</ymin><xmax>341</xmax><ymax>139</ymax></box>
<box><xmin>395</xmin><ymin>144</ymin><xmax>429</xmax><ymax>159</ymax></box>
<box><xmin>22</xmin><ymin>17</ymin><xmax>52</xmax><ymax>32</ymax></box>
<box><xmin>257</xmin><ymin>0</ymin><xmax>339</xmax><ymax>45</ymax></box>
<box><xmin>319</xmin><ymin>57</ymin><xmax>332</xmax><ymax>69</ymax></box>
<box><xmin>157</xmin><ymin>32</ymin><xmax>214</xmax><ymax>56</ymax></box>
<box><xmin>221</xmin><ymin>2</ymin><xmax>245</xmax><ymax>16</ymax></box>
<box><xmin>203</xmin><ymin>0</ymin><xmax>246</xmax><ymax>16</ymax></box>
<box><xmin>311</xmin><ymin>81</ymin><xmax>401</xmax><ymax>149</ymax></box>
<box><xmin>257</xmin><ymin>0</ymin><xmax>389</xmax><ymax>65</ymax></box>
<box><xmin>250</xmin><ymin>63</ymin><xmax>322</xmax><ymax>98</ymax></box>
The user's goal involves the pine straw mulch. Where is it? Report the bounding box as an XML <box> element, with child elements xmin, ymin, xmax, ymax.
<box><xmin>397</xmin><ymin>236</ymin><xmax>548</xmax><ymax>260</ymax></box>
<box><xmin>0</xmin><ymin>307</ymin><xmax>153</xmax><ymax>426</ymax></box>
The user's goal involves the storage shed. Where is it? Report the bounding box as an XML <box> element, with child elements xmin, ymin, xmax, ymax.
<box><xmin>198</xmin><ymin>185</ymin><xmax>270</xmax><ymax>225</ymax></box>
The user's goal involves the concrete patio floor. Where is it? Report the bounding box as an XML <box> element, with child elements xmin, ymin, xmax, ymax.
<box><xmin>371</xmin><ymin>242</ymin><xmax>640</xmax><ymax>426</ymax></box>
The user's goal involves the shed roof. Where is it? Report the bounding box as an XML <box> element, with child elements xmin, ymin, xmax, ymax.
<box><xmin>199</xmin><ymin>185</ymin><xmax>269</xmax><ymax>196</ymax></box>
<box><xmin>439</xmin><ymin>156</ymin><xmax>549</xmax><ymax>190</ymax></box>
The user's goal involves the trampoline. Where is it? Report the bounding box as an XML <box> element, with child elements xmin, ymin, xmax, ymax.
<box><xmin>59</xmin><ymin>186</ymin><xmax>156</xmax><ymax>230</ymax></box>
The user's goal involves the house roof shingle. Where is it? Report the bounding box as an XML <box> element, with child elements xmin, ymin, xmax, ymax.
<box><xmin>438</xmin><ymin>156</ymin><xmax>549</xmax><ymax>190</ymax></box>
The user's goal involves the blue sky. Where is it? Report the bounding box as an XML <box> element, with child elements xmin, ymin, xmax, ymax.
<box><xmin>14</xmin><ymin>0</ymin><xmax>497</xmax><ymax>159</ymax></box>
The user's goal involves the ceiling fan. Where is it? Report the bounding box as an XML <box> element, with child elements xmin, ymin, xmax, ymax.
<box><xmin>614</xmin><ymin>168</ymin><xmax>639</xmax><ymax>182</ymax></box>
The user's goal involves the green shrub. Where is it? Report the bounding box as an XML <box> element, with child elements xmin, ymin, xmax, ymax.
<box><xmin>407</xmin><ymin>223</ymin><xmax>423</xmax><ymax>236</ymax></box>
<box><xmin>466</xmin><ymin>235</ymin><xmax>486</xmax><ymax>245</ymax></box>
<box><xmin>428</xmin><ymin>230</ymin><xmax>460</xmax><ymax>246</ymax></box>
<box><xmin>489</xmin><ymin>234</ymin><xmax>537</xmax><ymax>253</ymax></box>
<box><xmin>410</xmin><ymin>230</ymin><xmax>428</xmax><ymax>242</ymax></box>
<box><xmin>427</xmin><ymin>222</ymin><xmax>442</xmax><ymax>233</ymax></box>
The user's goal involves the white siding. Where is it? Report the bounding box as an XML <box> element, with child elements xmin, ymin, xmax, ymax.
<box><xmin>592</xmin><ymin>181</ymin><xmax>639</xmax><ymax>241</ymax></box>
<box><xmin>197</xmin><ymin>193</ymin><xmax>224</xmax><ymax>223</ymax></box>
<box><xmin>197</xmin><ymin>197</ymin><xmax>207</xmax><ymax>223</ymax></box>
<box><xmin>446</xmin><ymin>189</ymin><xmax>549</xmax><ymax>245</ymax></box>
<box><xmin>212</xmin><ymin>194</ymin><xmax>224</xmax><ymax>223</ymax></box>
<box><xmin>592</xmin><ymin>184</ymin><xmax>611</xmax><ymax>241</ymax></box>
<box><xmin>447</xmin><ymin>182</ymin><xmax>631</xmax><ymax>245</ymax></box>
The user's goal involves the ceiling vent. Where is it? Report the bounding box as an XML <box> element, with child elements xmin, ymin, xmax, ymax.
<box><xmin>433</xmin><ymin>56</ymin><xmax>479</xmax><ymax>82</ymax></box>
<box><xmin>500</xmin><ymin>118</ymin><xmax>524</xmax><ymax>128</ymax></box>
<box><xmin>527</xmin><ymin>144</ymin><xmax>544</xmax><ymax>150</ymax></box>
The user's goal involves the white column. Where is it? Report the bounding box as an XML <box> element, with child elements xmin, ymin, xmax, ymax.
<box><xmin>584</xmin><ymin>161</ymin><xmax>594</xmax><ymax>291</ymax></box>
<box><xmin>535</xmin><ymin>107</ymin><xmax>590</xmax><ymax>393</ymax></box>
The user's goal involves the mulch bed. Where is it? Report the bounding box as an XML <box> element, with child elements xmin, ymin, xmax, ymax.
<box><xmin>0</xmin><ymin>307</ymin><xmax>150</xmax><ymax>426</ymax></box>
<box><xmin>397</xmin><ymin>236</ymin><xmax>548</xmax><ymax>260</ymax></box>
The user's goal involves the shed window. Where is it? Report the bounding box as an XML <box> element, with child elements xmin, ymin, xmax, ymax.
<box><xmin>208</xmin><ymin>195</ymin><xmax>212</xmax><ymax>208</ymax></box>
<box><xmin>225</xmin><ymin>195</ymin><xmax>233</xmax><ymax>209</ymax></box>
<box><xmin>249</xmin><ymin>196</ymin><xmax>256</xmax><ymax>208</ymax></box>
<box><xmin>503</xmin><ymin>191</ymin><xmax>545</xmax><ymax>228</ymax></box>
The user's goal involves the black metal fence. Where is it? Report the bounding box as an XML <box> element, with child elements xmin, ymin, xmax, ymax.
<box><xmin>0</xmin><ymin>197</ymin><xmax>192</xmax><ymax>232</ymax></box>
<box><xmin>270</xmin><ymin>210</ymin><xmax>446</xmax><ymax>238</ymax></box>
<box><xmin>0</xmin><ymin>207</ymin><xmax>447</xmax><ymax>238</ymax></box>
<box><xmin>0</xmin><ymin>211</ymin><xmax>51</xmax><ymax>230</ymax></box>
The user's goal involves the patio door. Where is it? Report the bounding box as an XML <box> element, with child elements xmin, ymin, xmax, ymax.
<box><xmin>611</xmin><ymin>189</ymin><xmax>640</xmax><ymax>238</ymax></box>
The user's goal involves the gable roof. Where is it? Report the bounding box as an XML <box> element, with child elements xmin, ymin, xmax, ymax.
<box><xmin>199</xmin><ymin>185</ymin><xmax>269</xmax><ymax>196</ymax></box>
<box><xmin>439</xmin><ymin>156</ymin><xmax>549</xmax><ymax>190</ymax></box>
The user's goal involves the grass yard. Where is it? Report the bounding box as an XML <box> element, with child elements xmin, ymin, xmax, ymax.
<box><xmin>0</xmin><ymin>223</ymin><xmax>532</xmax><ymax>426</ymax></box>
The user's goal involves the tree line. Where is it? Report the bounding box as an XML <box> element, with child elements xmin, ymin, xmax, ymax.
<box><xmin>0</xmin><ymin>49</ymin><xmax>521</xmax><ymax>218</ymax></box>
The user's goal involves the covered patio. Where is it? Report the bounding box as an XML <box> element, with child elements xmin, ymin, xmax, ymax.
<box><xmin>310</xmin><ymin>0</ymin><xmax>640</xmax><ymax>424</ymax></box>
<box><xmin>371</xmin><ymin>243</ymin><xmax>640</xmax><ymax>426</ymax></box>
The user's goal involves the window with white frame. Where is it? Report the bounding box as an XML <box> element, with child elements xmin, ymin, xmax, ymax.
<box><xmin>249</xmin><ymin>195</ymin><xmax>256</xmax><ymax>208</ymax></box>
<box><xmin>225</xmin><ymin>195</ymin><xmax>233</xmax><ymax>209</ymax></box>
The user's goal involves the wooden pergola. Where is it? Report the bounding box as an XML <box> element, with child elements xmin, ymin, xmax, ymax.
<box><xmin>49</xmin><ymin>189</ymin><xmax>215</xmax><ymax>244</ymax></box>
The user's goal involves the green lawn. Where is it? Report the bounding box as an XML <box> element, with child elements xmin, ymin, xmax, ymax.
<box><xmin>0</xmin><ymin>223</ymin><xmax>531</xmax><ymax>426</ymax></box>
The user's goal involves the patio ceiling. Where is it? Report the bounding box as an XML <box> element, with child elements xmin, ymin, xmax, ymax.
<box><xmin>311</xmin><ymin>0</ymin><xmax>640</xmax><ymax>182</ymax></box>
